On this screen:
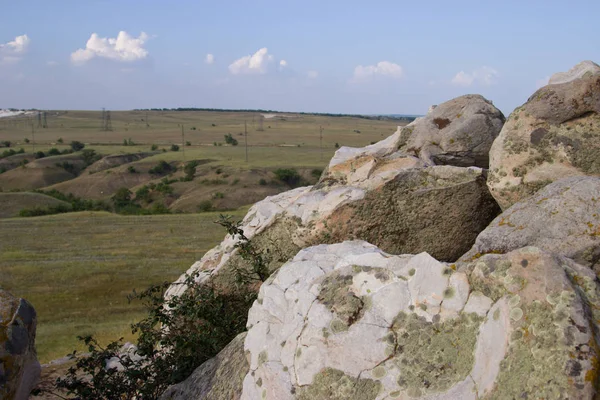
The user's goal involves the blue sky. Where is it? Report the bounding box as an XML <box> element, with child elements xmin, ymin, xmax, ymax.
<box><xmin>0</xmin><ymin>0</ymin><xmax>598</xmax><ymax>115</ymax></box>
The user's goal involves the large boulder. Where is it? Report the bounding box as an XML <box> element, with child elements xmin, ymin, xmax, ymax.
<box><xmin>241</xmin><ymin>241</ymin><xmax>600</xmax><ymax>399</ymax></box>
<box><xmin>160</xmin><ymin>333</ymin><xmax>248</xmax><ymax>400</ymax></box>
<box><xmin>167</xmin><ymin>96</ymin><xmax>502</xmax><ymax>297</ymax></box>
<box><xmin>488</xmin><ymin>60</ymin><xmax>600</xmax><ymax>209</ymax></box>
<box><xmin>0</xmin><ymin>289</ymin><xmax>40</xmax><ymax>400</ymax></box>
<box><xmin>462</xmin><ymin>176</ymin><xmax>600</xmax><ymax>272</ymax></box>
<box><xmin>396</xmin><ymin>94</ymin><xmax>505</xmax><ymax>168</ymax></box>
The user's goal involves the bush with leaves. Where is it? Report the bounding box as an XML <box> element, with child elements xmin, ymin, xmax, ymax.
<box><xmin>183</xmin><ymin>160</ymin><xmax>198</xmax><ymax>181</ymax></box>
<box><xmin>148</xmin><ymin>160</ymin><xmax>173</xmax><ymax>175</ymax></box>
<box><xmin>70</xmin><ymin>141</ymin><xmax>85</xmax><ymax>151</ymax></box>
<box><xmin>224</xmin><ymin>133</ymin><xmax>238</xmax><ymax>146</ymax></box>
<box><xmin>274</xmin><ymin>168</ymin><xmax>302</xmax><ymax>187</ymax></box>
<box><xmin>42</xmin><ymin>215</ymin><xmax>267</xmax><ymax>399</ymax></box>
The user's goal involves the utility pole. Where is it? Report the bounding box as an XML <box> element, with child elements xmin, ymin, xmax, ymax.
<box><xmin>181</xmin><ymin>124</ymin><xmax>185</xmax><ymax>162</ymax></box>
<box><xmin>146</xmin><ymin>111</ymin><xmax>149</xmax><ymax>128</ymax></box>
<box><xmin>42</xmin><ymin>112</ymin><xmax>48</xmax><ymax>128</ymax></box>
<box><xmin>319</xmin><ymin>125</ymin><xmax>323</xmax><ymax>161</ymax></box>
<box><xmin>31</xmin><ymin>120</ymin><xmax>35</xmax><ymax>153</ymax></box>
<box><xmin>245</xmin><ymin>121</ymin><xmax>248</xmax><ymax>163</ymax></box>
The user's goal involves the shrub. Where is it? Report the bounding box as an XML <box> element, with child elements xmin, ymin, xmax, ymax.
<box><xmin>34</xmin><ymin>151</ymin><xmax>46</xmax><ymax>159</ymax></box>
<box><xmin>81</xmin><ymin>149</ymin><xmax>101</xmax><ymax>166</ymax></box>
<box><xmin>61</xmin><ymin>149</ymin><xmax>73</xmax><ymax>155</ymax></box>
<box><xmin>170</xmin><ymin>144</ymin><xmax>180</xmax><ymax>152</ymax></box>
<box><xmin>70</xmin><ymin>141</ymin><xmax>85</xmax><ymax>151</ymax></box>
<box><xmin>185</xmin><ymin>141</ymin><xmax>191</xmax><ymax>146</ymax></box>
<box><xmin>148</xmin><ymin>161</ymin><xmax>173</xmax><ymax>175</ymax></box>
<box><xmin>0</xmin><ymin>167</ymin><xmax>5</xmax><ymax>174</ymax></box>
<box><xmin>57</xmin><ymin>138</ymin><xmax>64</xmax><ymax>144</ymax></box>
<box><xmin>212</xmin><ymin>192</ymin><xmax>225</xmax><ymax>199</ymax></box>
<box><xmin>112</xmin><ymin>188</ymin><xmax>134</xmax><ymax>209</ymax></box>
<box><xmin>151</xmin><ymin>144</ymin><xmax>158</xmax><ymax>151</ymax></box>
<box><xmin>19</xmin><ymin>204</ymin><xmax>71</xmax><ymax>217</ymax></box>
<box><xmin>56</xmin><ymin>162</ymin><xmax>76</xmax><ymax>174</ymax></box>
<box><xmin>127</xmin><ymin>166</ymin><xmax>138</xmax><ymax>174</ymax></box>
<box><xmin>274</xmin><ymin>168</ymin><xmax>301</xmax><ymax>187</ymax></box>
<box><xmin>224</xmin><ymin>134</ymin><xmax>238</xmax><ymax>146</ymax></box>
<box><xmin>311</xmin><ymin>168</ymin><xmax>323</xmax><ymax>178</ymax></box>
<box><xmin>24</xmin><ymin>138</ymin><xmax>30</xmax><ymax>143</ymax></box>
<box><xmin>183</xmin><ymin>160</ymin><xmax>198</xmax><ymax>181</ymax></box>
<box><xmin>258</xmin><ymin>178</ymin><xmax>267</xmax><ymax>186</ymax></box>
<box><xmin>215</xmin><ymin>168</ymin><xmax>222</xmax><ymax>175</ymax></box>
<box><xmin>334</xmin><ymin>142</ymin><xmax>340</xmax><ymax>148</ymax></box>
<box><xmin>2</xmin><ymin>141</ymin><xmax>11</xmax><ymax>148</ymax></box>
<box><xmin>197</xmin><ymin>200</ymin><xmax>213</xmax><ymax>212</ymax></box>
<box><xmin>211</xmin><ymin>123</ymin><xmax>216</xmax><ymax>127</ymax></box>
<box><xmin>135</xmin><ymin>186</ymin><xmax>151</xmax><ymax>202</ymax></box>
<box><xmin>48</xmin><ymin>148</ymin><xmax>60</xmax><ymax>156</ymax></box>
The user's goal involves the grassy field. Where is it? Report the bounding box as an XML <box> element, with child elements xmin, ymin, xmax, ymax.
<box><xmin>0</xmin><ymin>110</ymin><xmax>409</xmax><ymax>363</ymax></box>
<box><xmin>0</xmin><ymin>210</ymin><xmax>247</xmax><ymax>362</ymax></box>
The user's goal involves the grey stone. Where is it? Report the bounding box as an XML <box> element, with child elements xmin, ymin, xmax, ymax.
<box><xmin>0</xmin><ymin>289</ymin><xmax>40</xmax><ymax>400</ymax></box>
<box><xmin>398</xmin><ymin>94</ymin><xmax>505</xmax><ymax>168</ymax></box>
<box><xmin>160</xmin><ymin>332</ymin><xmax>248</xmax><ymax>400</ymax></box>
<box><xmin>487</xmin><ymin>60</ymin><xmax>600</xmax><ymax>209</ymax></box>
<box><xmin>463</xmin><ymin>176</ymin><xmax>600</xmax><ymax>273</ymax></box>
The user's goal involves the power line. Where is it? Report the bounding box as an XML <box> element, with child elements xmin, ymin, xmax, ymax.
<box><xmin>245</xmin><ymin>121</ymin><xmax>248</xmax><ymax>163</ymax></box>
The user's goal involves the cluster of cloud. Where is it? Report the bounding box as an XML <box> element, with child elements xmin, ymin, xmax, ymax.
<box><xmin>0</xmin><ymin>34</ymin><xmax>30</xmax><ymax>64</ymax></box>
<box><xmin>451</xmin><ymin>66</ymin><xmax>498</xmax><ymax>87</ymax></box>
<box><xmin>71</xmin><ymin>31</ymin><xmax>149</xmax><ymax>65</ymax></box>
<box><xmin>228</xmin><ymin>47</ymin><xmax>276</xmax><ymax>75</ymax></box>
<box><xmin>205</xmin><ymin>53</ymin><xmax>214</xmax><ymax>64</ymax></box>
<box><xmin>352</xmin><ymin>61</ymin><xmax>403</xmax><ymax>82</ymax></box>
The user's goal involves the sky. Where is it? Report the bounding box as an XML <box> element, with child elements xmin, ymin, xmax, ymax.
<box><xmin>0</xmin><ymin>0</ymin><xmax>598</xmax><ymax>116</ymax></box>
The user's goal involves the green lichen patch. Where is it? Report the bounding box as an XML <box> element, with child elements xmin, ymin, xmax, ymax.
<box><xmin>488</xmin><ymin>299</ymin><xmax>586</xmax><ymax>399</ymax></box>
<box><xmin>318</xmin><ymin>271</ymin><xmax>365</xmax><ymax>327</ymax></box>
<box><xmin>391</xmin><ymin>312</ymin><xmax>482</xmax><ymax>395</ymax></box>
<box><xmin>296</xmin><ymin>368</ymin><xmax>381</xmax><ymax>400</ymax></box>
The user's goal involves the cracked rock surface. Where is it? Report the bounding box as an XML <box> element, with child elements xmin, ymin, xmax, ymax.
<box><xmin>241</xmin><ymin>242</ymin><xmax>600</xmax><ymax>399</ymax></box>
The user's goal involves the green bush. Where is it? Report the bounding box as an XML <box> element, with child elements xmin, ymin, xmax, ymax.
<box><xmin>183</xmin><ymin>160</ymin><xmax>198</xmax><ymax>181</ymax></box>
<box><xmin>57</xmin><ymin>138</ymin><xmax>64</xmax><ymax>144</ymax></box>
<box><xmin>151</xmin><ymin>144</ymin><xmax>158</xmax><ymax>151</ymax></box>
<box><xmin>170</xmin><ymin>144</ymin><xmax>180</xmax><ymax>152</ymax></box>
<box><xmin>224</xmin><ymin>134</ymin><xmax>238</xmax><ymax>146</ymax></box>
<box><xmin>148</xmin><ymin>161</ymin><xmax>173</xmax><ymax>175</ymax></box>
<box><xmin>334</xmin><ymin>142</ymin><xmax>340</xmax><ymax>148</ymax></box>
<box><xmin>24</xmin><ymin>138</ymin><xmax>30</xmax><ymax>143</ymax></box>
<box><xmin>19</xmin><ymin>204</ymin><xmax>71</xmax><ymax>217</ymax></box>
<box><xmin>34</xmin><ymin>151</ymin><xmax>46</xmax><ymax>159</ymax></box>
<box><xmin>311</xmin><ymin>168</ymin><xmax>323</xmax><ymax>178</ymax></box>
<box><xmin>127</xmin><ymin>166</ymin><xmax>138</xmax><ymax>174</ymax></box>
<box><xmin>70</xmin><ymin>141</ymin><xmax>85</xmax><ymax>151</ymax></box>
<box><xmin>48</xmin><ymin>148</ymin><xmax>61</xmax><ymax>156</ymax></box>
<box><xmin>2</xmin><ymin>141</ymin><xmax>11</xmax><ymax>147</ymax></box>
<box><xmin>258</xmin><ymin>178</ymin><xmax>267</xmax><ymax>186</ymax></box>
<box><xmin>56</xmin><ymin>162</ymin><xmax>76</xmax><ymax>174</ymax></box>
<box><xmin>82</xmin><ymin>149</ymin><xmax>101</xmax><ymax>166</ymax></box>
<box><xmin>212</xmin><ymin>192</ymin><xmax>225</xmax><ymax>199</ymax></box>
<box><xmin>274</xmin><ymin>168</ymin><xmax>301</xmax><ymax>187</ymax></box>
<box><xmin>197</xmin><ymin>200</ymin><xmax>213</xmax><ymax>212</ymax></box>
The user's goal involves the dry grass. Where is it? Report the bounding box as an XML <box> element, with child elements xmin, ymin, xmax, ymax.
<box><xmin>0</xmin><ymin>210</ymin><xmax>247</xmax><ymax>362</ymax></box>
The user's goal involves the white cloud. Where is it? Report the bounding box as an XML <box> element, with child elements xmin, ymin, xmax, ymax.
<box><xmin>47</xmin><ymin>60</ymin><xmax>59</xmax><ymax>67</ymax></box>
<box><xmin>228</xmin><ymin>47</ymin><xmax>275</xmax><ymax>75</ymax></box>
<box><xmin>352</xmin><ymin>61</ymin><xmax>403</xmax><ymax>82</ymax></box>
<box><xmin>205</xmin><ymin>53</ymin><xmax>214</xmax><ymax>64</ymax></box>
<box><xmin>71</xmin><ymin>31</ymin><xmax>149</xmax><ymax>65</ymax></box>
<box><xmin>280</xmin><ymin>60</ymin><xmax>287</xmax><ymax>67</ymax></box>
<box><xmin>307</xmin><ymin>70</ymin><xmax>318</xmax><ymax>79</ymax></box>
<box><xmin>0</xmin><ymin>34</ymin><xmax>30</xmax><ymax>64</ymax></box>
<box><xmin>451</xmin><ymin>66</ymin><xmax>498</xmax><ymax>87</ymax></box>
<box><xmin>536</xmin><ymin>76</ymin><xmax>550</xmax><ymax>89</ymax></box>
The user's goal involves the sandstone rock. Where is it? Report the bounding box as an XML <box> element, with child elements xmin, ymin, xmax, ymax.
<box><xmin>397</xmin><ymin>94</ymin><xmax>505</xmax><ymax>168</ymax></box>
<box><xmin>0</xmin><ymin>289</ymin><xmax>40</xmax><ymax>400</ymax></box>
<box><xmin>241</xmin><ymin>242</ymin><xmax>600</xmax><ymax>399</ymax></box>
<box><xmin>160</xmin><ymin>333</ymin><xmax>248</xmax><ymax>400</ymax></box>
<box><xmin>487</xmin><ymin>60</ymin><xmax>600</xmax><ymax>209</ymax></box>
<box><xmin>167</xmin><ymin>163</ymin><xmax>499</xmax><ymax>298</ymax></box>
<box><xmin>463</xmin><ymin>176</ymin><xmax>600</xmax><ymax>271</ymax></box>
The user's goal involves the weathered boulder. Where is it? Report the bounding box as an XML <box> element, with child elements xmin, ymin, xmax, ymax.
<box><xmin>397</xmin><ymin>94</ymin><xmax>505</xmax><ymax>168</ymax></box>
<box><xmin>167</xmin><ymin>97</ymin><xmax>503</xmax><ymax>297</ymax></box>
<box><xmin>488</xmin><ymin>60</ymin><xmax>600</xmax><ymax>209</ymax></box>
<box><xmin>462</xmin><ymin>176</ymin><xmax>600</xmax><ymax>272</ymax></box>
<box><xmin>241</xmin><ymin>241</ymin><xmax>600</xmax><ymax>399</ymax></box>
<box><xmin>160</xmin><ymin>333</ymin><xmax>248</xmax><ymax>400</ymax></box>
<box><xmin>0</xmin><ymin>289</ymin><xmax>40</xmax><ymax>400</ymax></box>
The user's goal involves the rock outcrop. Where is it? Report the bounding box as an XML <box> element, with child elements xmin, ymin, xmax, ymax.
<box><xmin>462</xmin><ymin>176</ymin><xmax>600</xmax><ymax>272</ymax></box>
<box><xmin>396</xmin><ymin>94</ymin><xmax>505</xmax><ymax>168</ymax></box>
<box><xmin>167</xmin><ymin>95</ymin><xmax>502</xmax><ymax>297</ymax></box>
<box><xmin>241</xmin><ymin>241</ymin><xmax>600</xmax><ymax>399</ymax></box>
<box><xmin>488</xmin><ymin>60</ymin><xmax>600</xmax><ymax>209</ymax></box>
<box><xmin>0</xmin><ymin>289</ymin><xmax>40</xmax><ymax>400</ymax></box>
<box><xmin>160</xmin><ymin>333</ymin><xmax>248</xmax><ymax>400</ymax></box>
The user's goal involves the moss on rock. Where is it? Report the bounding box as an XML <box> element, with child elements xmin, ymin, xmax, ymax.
<box><xmin>296</xmin><ymin>368</ymin><xmax>381</xmax><ymax>400</ymax></box>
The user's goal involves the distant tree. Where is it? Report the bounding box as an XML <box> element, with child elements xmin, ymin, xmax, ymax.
<box><xmin>183</xmin><ymin>161</ymin><xmax>198</xmax><ymax>181</ymax></box>
<box><xmin>151</xmin><ymin>144</ymin><xmax>158</xmax><ymax>151</ymax></box>
<box><xmin>24</xmin><ymin>138</ymin><xmax>30</xmax><ymax>143</ymax></box>
<box><xmin>70</xmin><ymin>141</ymin><xmax>85</xmax><ymax>151</ymax></box>
<box><xmin>224</xmin><ymin>134</ymin><xmax>238</xmax><ymax>146</ymax></box>
<box><xmin>48</xmin><ymin>148</ymin><xmax>61</xmax><ymax>156</ymax></box>
<box><xmin>57</xmin><ymin>137</ymin><xmax>64</xmax><ymax>144</ymax></box>
<box><xmin>2</xmin><ymin>141</ymin><xmax>11</xmax><ymax>148</ymax></box>
<box><xmin>170</xmin><ymin>144</ymin><xmax>180</xmax><ymax>152</ymax></box>
<box><xmin>81</xmin><ymin>149</ymin><xmax>101</xmax><ymax>166</ymax></box>
<box><xmin>112</xmin><ymin>188</ymin><xmax>133</xmax><ymax>209</ymax></box>
<box><xmin>34</xmin><ymin>151</ymin><xmax>46</xmax><ymax>159</ymax></box>
<box><xmin>274</xmin><ymin>168</ymin><xmax>301</xmax><ymax>187</ymax></box>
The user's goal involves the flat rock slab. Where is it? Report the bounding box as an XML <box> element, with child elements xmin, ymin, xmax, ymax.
<box><xmin>241</xmin><ymin>242</ymin><xmax>600</xmax><ymax>399</ymax></box>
